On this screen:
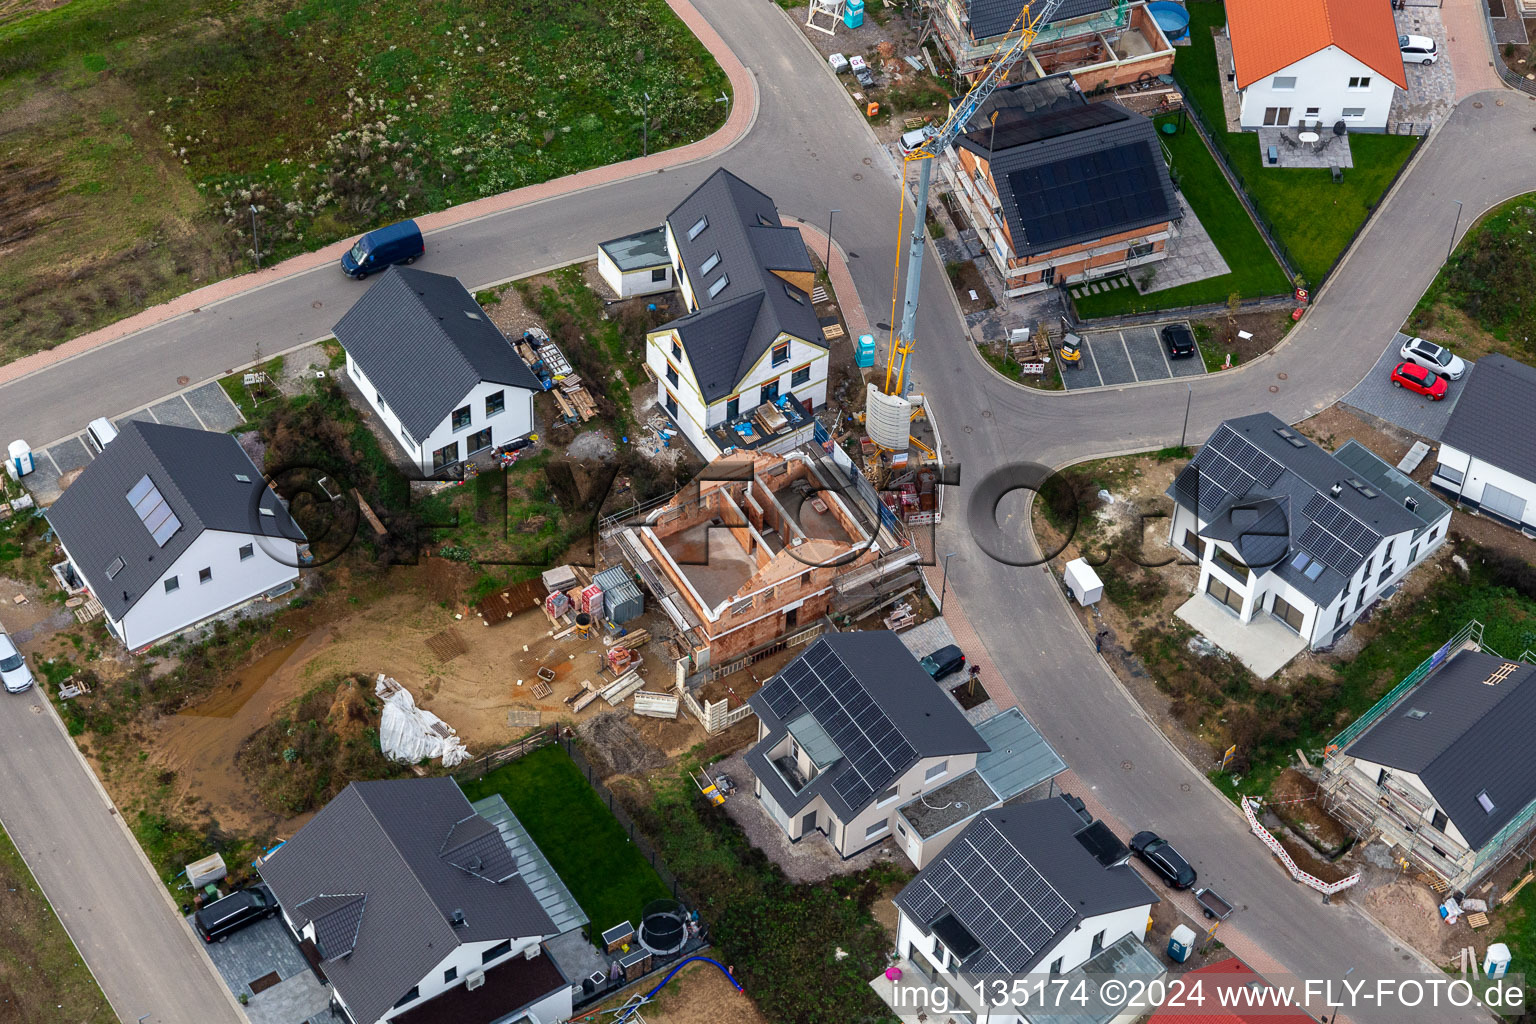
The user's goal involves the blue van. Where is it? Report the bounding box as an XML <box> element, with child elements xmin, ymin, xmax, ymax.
<box><xmin>341</xmin><ymin>219</ymin><xmax>424</xmax><ymax>279</ymax></box>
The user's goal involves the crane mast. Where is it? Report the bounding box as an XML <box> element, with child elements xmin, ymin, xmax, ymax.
<box><xmin>879</xmin><ymin>0</ymin><xmax>1065</xmax><ymax>404</ymax></box>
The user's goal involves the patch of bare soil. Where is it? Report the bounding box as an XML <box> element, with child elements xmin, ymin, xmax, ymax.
<box><xmin>1192</xmin><ymin>309</ymin><xmax>1292</xmax><ymax>367</ymax></box>
<box><xmin>948</xmin><ymin>259</ymin><xmax>995</xmax><ymax>314</ymax></box>
<box><xmin>621</xmin><ymin>960</ymin><xmax>770</xmax><ymax>1024</ymax></box>
<box><xmin>1270</xmin><ymin>768</ymin><xmax>1350</xmax><ymax>855</ymax></box>
<box><xmin>1362</xmin><ymin>880</ymin><xmax>1474</xmax><ymax>967</ymax></box>
<box><xmin>577</xmin><ymin>712</ymin><xmax>669</xmax><ymax>778</ymax></box>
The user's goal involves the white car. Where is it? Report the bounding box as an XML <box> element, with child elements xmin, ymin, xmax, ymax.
<box><xmin>899</xmin><ymin>124</ymin><xmax>938</xmax><ymax>156</ymax></box>
<box><xmin>1400</xmin><ymin>337</ymin><xmax>1465</xmax><ymax>380</ymax></box>
<box><xmin>0</xmin><ymin>632</ymin><xmax>33</xmax><ymax>694</ymax></box>
<box><xmin>1399</xmin><ymin>34</ymin><xmax>1438</xmax><ymax>65</ymax></box>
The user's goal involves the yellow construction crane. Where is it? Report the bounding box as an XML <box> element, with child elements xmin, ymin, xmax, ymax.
<box><xmin>868</xmin><ymin>0</ymin><xmax>1064</xmax><ymax>449</ymax></box>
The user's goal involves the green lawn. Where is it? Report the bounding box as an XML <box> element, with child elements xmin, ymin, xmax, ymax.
<box><xmin>1072</xmin><ymin>114</ymin><xmax>1290</xmax><ymax>317</ymax></box>
<box><xmin>1408</xmin><ymin>192</ymin><xmax>1536</xmax><ymax>357</ymax></box>
<box><xmin>459</xmin><ymin>744</ymin><xmax>669</xmax><ymax>935</ymax></box>
<box><xmin>0</xmin><ymin>823</ymin><xmax>116</xmax><ymax>1023</ymax></box>
<box><xmin>1175</xmin><ymin>1</ymin><xmax>1418</xmax><ymax>285</ymax></box>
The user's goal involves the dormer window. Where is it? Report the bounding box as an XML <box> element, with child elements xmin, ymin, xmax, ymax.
<box><xmin>687</xmin><ymin>215</ymin><xmax>708</xmax><ymax>240</ymax></box>
<box><xmin>700</xmin><ymin>251</ymin><xmax>721</xmax><ymax>276</ymax></box>
<box><xmin>708</xmin><ymin>275</ymin><xmax>729</xmax><ymax>298</ymax></box>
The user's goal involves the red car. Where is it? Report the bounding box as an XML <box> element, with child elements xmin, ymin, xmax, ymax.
<box><xmin>1391</xmin><ymin>361</ymin><xmax>1448</xmax><ymax>400</ymax></box>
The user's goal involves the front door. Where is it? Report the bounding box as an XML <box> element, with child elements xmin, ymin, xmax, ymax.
<box><xmin>801</xmin><ymin>811</ymin><xmax>816</xmax><ymax>836</ymax></box>
<box><xmin>466</xmin><ymin>427</ymin><xmax>493</xmax><ymax>455</ymax></box>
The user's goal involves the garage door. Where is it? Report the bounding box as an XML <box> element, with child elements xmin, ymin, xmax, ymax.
<box><xmin>1481</xmin><ymin>483</ymin><xmax>1528</xmax><ymax>524</ymax></box>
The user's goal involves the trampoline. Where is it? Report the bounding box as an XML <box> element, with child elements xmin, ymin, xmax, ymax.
<box><xmin>637</xmin><ymin>899</ymin><xmax>690</xmax><ymax>956</ymax></box>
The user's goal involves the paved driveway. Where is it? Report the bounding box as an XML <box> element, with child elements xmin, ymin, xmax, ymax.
<box><xmin>191</xmin><ymin>913</ymin><xmax>331</xmax><ymax>1024</ymax></box>
<box><xmin>1339</xmin><ymin>332</ymin><xmax>1470</xmax><ymax>438</ymax></box>
<box><xmin>1060</xmin><ymin>323</ymin><xmax>1206</xmax><ymax>391</ymax></box>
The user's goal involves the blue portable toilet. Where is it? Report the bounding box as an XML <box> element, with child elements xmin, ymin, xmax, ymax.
<box><xmin>855</xmin><ymin>333</ymin><xmax>876</xmax><ymax>368</ymax></box>
<box><xmin>1166</xmin><ymin>925</ymin><xmax>1196</xmax><ymax>964</ymax></box>
<box><xmin>7</xmin><ymin>440</ymin><xmax>33</xmax><ymax>479</ymax></box>
<box><xmin>1485</xmin><ymin>943</ymin><xmax>1512</xmax><ymax>978</ymax></box>
<box><xmin>844</xmin><ymin>0</ymin><xmax>864</xmax><ymax>28</ymax></box>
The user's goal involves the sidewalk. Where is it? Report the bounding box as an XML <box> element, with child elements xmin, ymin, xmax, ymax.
<box><xmin>1444</xmin><ymin>0</ymin><xmax>1508</xmax><ymax>99</ymax></box>
<box><xmin>0</xmin><ymin>0</ymin><xmax>756</xmax><ymax>390</ymax></box>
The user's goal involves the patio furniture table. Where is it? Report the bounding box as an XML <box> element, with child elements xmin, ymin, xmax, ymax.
<box><xmin>1297</xmin><ymin>130</ymin><xmax>1320</xmax><ymax>143</ymax></box>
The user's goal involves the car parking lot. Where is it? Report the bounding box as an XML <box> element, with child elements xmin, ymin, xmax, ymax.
<box><xmin>1340</xmin><ymin>332</ymin><xmax>1471</xmax><ymax>440</ymax></box>
<box><xmin>1060</xmin><ymin>323</ymin><xmax>1208</xmax><ymax>391</ymax></box>
<box><xmin>187</xmin><ymin>912</ymin><xmax>332</xmax><ymax>1024</ymax></box>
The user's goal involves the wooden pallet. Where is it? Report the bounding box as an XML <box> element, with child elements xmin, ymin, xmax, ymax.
<box><xmin>73</xmin><ymin>596</ymin><xmax>104</xmax><ymax>624</ymax></box>
<box><xmin>811</xmin><ymin>286</ymin><xmax>830</xmax><ymax>303</ymax></box>
<box><xmin>1467</xmin><ymin>911</ymin><xmax>1490</xmax><ymax>930</ymax></box>
<box><xmin>425</xmin><ymin>628</ymin><xmax>468</xmax><ymax>663</ymax></box>
<box><xmin>530</xmin><ymin>679</ymin><xmax>553</xmax><ymax>699</ymax></box>
<box><xmin>823</xmin><ymin>322</ymin><xmax>845</xmax><ymax>340</ymax></box>
<box><xmin>904</xmin><ymin>115</ymin><xmax>926</xmax><ymax>130</ymax></box>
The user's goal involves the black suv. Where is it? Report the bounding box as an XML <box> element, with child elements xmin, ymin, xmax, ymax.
<box><xmin>194</xmin><ymin>883</ymin><xmax>277</xmax><ymax>943</ymax></box>
<box><xmin>1129</xmin><ymin>831</ymin><xmax>1197</xmax><ymax>889</ymax></box>
<box><xmin>1161</xmin><ymin>323</ymin><xmax>1196</xmax><ymax>359</ymax></box>
<box><xmin>920</xmin><ymin>644</ymin><xmax>967</xmax><ymax>681</ymax></box>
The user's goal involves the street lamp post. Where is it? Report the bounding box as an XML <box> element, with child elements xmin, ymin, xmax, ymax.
<box><xmin>939</xmin><ymin>551</ymin><xmax>956</xmax><ymax>612</ymax></box>
<box><xmin>825</xmin><ymin>209</ymin><xmax>840</xmax><ymax>271</ymax></box>
<box><xmin>249</xmin><ymin>204</ymin><xmax>261</xmax><ymax>269</ymax></box>
<box><xmin>1179</xmin><ymin>382</ymin><xmax>1192</xmax><ymax>449</ymax></box>
<box><xmin>1447</xmin><ymin>200</ymin><xmax>1463</xmax><ymax>262</ymax></box>
<box><xmin>642</xmin><ymin>92</ymin><xmax>650</xmax><ymax>158</ymax></box>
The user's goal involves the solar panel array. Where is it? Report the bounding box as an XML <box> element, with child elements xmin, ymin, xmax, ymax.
<box><xmin>1174</xmin><ymin>426</ymin><xmax>1286</xmax><ymax>514</ymax></box>
<box><xmin>757</xmin><ymin>642</ymin><xmax>916</xmax><ymax>809</ymax></box>
<box><xmin>902</xmin><ymin>818</ymin><xmax>1076</xmax><ymax>975</ymax></box>
<box><xmin>126</xmin><ymin>474</ymin><xmax>183</xmax><ymax>547</ymax></box>
<box><xmin>1298</xmin><ymin>492</ymin><xmax>1380</xmax><ymax>574</ymax></box>
<box><xmin>980</xmin><ymin>102</ymin><xmax>1127</xmax><ymax>150</ymax></box>
<box><xmin>1008</xmin><ymin>141</ymin><xmax>1171</xmax><ymax>251</ymax></box>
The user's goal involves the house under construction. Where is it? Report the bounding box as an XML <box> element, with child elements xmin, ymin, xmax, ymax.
<box><xmin>927</xmin><ymin>0</ymin><xmax>1174</xmax><ymax>87</ymax></box>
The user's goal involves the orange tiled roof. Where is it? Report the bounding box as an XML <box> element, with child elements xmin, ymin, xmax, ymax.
<box><xmin>1226</xmin><ymin>0</ymin><xmax>1407</xmax><ymax>90</ymax></box>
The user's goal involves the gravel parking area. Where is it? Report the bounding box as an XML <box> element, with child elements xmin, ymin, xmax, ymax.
<box><xmin>1339</xmin><ymin>332</ymin><xmax>1471</xmax><ymax>439</ymax></box>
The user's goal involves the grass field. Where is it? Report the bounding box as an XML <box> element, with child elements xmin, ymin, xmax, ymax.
<box><xmin>1176</xmin><ymin>0</ymin><xmax>1417</xmax><ymax>285</ymax></box>
<box><xmin>0</xmin><ymin>823</ymin><xmax>116</xmax><ymax>1023</ymax></box>
<box><xmin>0</xmin><ymin>0</ymin><xmax>729</xmax><ymax>363</ymax></box>
<box><xmin>1072</xmin><ymin>114</ymin><xmax>1290</xmax><ymax>317</ymax></box>
<box><xmin>1407</xmin><ymin>192</ymin><xmax>1536</xmax><ymax>360</ymax></box>
<box><xmin>459</xmin><ymin>744</ymin><xmax>670</xmax><ymax>934</ymax></box>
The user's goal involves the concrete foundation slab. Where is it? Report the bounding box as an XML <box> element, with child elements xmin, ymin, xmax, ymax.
<box><xmin>1175</xmin><ymin>594</ymin><xmax>1306</xmax><ymax>681</ymax></box>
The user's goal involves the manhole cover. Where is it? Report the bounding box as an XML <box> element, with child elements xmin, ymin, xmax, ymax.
<box><xmin>1474</xmin><ymin>101</ymin><xmax>1484</xmax><ymax>108</ymax></box>
<box><xmin>1277</xmin><ymin>372</ymin><xmax>1288</xmax><ymax>380</ymax></box>
<box><xmin>1269</xmin><ymin>385</ymin><xmax>1279</xmax><ymax>393</ymax></box>
<box><xmin>1496</xmin><ymin>99</ymin><xmax>1505</xmax><ymax>106</ymax></box>
<box><xmin>852</xmin><ymin>172</ymin><xmax>863</xmax><ymax>181</ymax></box>
<box><xmin>312</xmin><ymin>300</ymin><xmax>323</xmax><ymax>309</ymax></box>
<box><xmin>963</xmin><ymin>425</ymin><xmax>973</xmax><ymax>433</ymax></box>
<box><xmin>29</xmin><ymin>705</ymin><xmax>41</xmax><ymax>714</ymax></box>
<box><xmin>862</xmin><ymin>157</ymin><xmax>872</xmax><ymax>165</ymax></box>
<box><xmin>1121</xmin><ymin>760</ymin><xmax>1134</xmax><ymax>771</ymax></box>
<box><xmin>981</xmin><ymin>409</ymin><xmax>992</xmax><ymax>418</ymax></box>
<box><xmin>1181</xmin><ymin>783</ymin><xmax>1191</xmax><ymax>792</ymax></box>
<box><xmin>177</xmin><ymin>376</ymin><xmax>190</xmax><ymax>386</ymax></box>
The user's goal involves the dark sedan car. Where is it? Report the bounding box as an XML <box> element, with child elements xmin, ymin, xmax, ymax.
<box><xmin>193</xmin><ymin>883</ymin><xmax>277</xmax><ymax>943</ymax></box>
<box><xmin>1130</xmin><ymin>830</ymin><xmax>1197</xmax><ymax>889</ymax></box>
<box><xmin>1161</xmin><ymin>323</ymin><xmax>1196</xmax><ymax>359</ymax></box>
<box><xmin>920</xmin><ymin>644</ymin><xmax>967</xmax><ymax>681</ymax></box>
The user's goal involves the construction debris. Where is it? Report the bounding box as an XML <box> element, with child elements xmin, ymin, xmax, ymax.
<box><xmin>375</xmin><ymin>675</ymin><xmax>469</xmax><ymax>767</ymax></box>
<box><xmin>632</xmin><ymin>690</ymin><xmax>680</xmax><ymax>719</ymax></box>
<box><xmin>599</xmin><ymin>669</ymin><xmax>645</xmax><ymax>706</ymax></box>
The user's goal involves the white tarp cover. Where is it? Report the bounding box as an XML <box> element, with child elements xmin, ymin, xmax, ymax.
<box><xmin>375</xmin><ymin>674</ymin><xmax>469</xmax><ymax>767</ymax></box>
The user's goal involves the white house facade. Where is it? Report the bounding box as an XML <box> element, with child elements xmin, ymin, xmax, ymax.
<box><xmin>45</xmin><ymin>421</ymin><xmax>304</xmax><ymax>651</ymax></box>
<box><xmin>333</xmin><ymin>266</ymin><xmax>542</xmax><ymax>477</ymax></box>
<box><xmin>1236</xmin><ymin>48</ymin><xmax>1397</xmax><ymax>130</ymax></box>
<box><xmin>1167</xmin><ymin>417</ymin><xmax>1449</xmax><ymax>651</ymax></box>
<box><xmin>597</xmin><ymin>226</ymin><xmax>674</xmax><ymax>299</ymax></box>
<box><xmin>1431</xmin><ymin>353</ymin><xmax>1536</xmax><ymax>532</ymax></box>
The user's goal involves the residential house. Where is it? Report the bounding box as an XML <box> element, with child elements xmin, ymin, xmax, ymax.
<box><xmin>940</xmin><ymin>74</ymin><xmax>1181</xmax><ymax>296</ymax></box>
<box><xmin>645</xmin><ymin>169</ymin><xmax>828</xmax><ymax>458</ymax></box>
<box><xmin>927</xmin><ymin>0</ymin><xmax>1174</xmax><ymax>86</ymax></box>
<box><xmin>1166</xmin><ymin>414</ymin><xmax>1449</xmax><ymax>672</ymax></box>
<box><xmin>258</xmin><ymin>778</ymin><xmax>577</xmax><ymax>1024</ymax></box>
<box><xmin>45</xmin><ymin>421</ymin><xmax>304</xmax><ymax>650</ymax></box>
<box><xmin>1147</xmin><ymin>959</ymin><xmax>1315</xmax><ymax>1024</ymax></box>
<box><xmin>1320</xmin><ymin>632</ymin><xmax>1536</xmax><ymax>891</ymax></box>
<box><xmin>596</xmin><ymin>226</ymin><xmax>674</xmax><ymax>299</ymax></box>
<box><xmin>1432</xmin><ymin>353</ymin><xmax>1536</xmax><ymax>532</ymax></box>
<box><xmin>334</xmin><ymin>266</ymin><xmax>542</xmax><ymax>477</ymax></box>
<box><xmin>870</xmin><ymin>796</ymin><xmax>1162</xmax><ymax>1024</ymax></box>
<box><xmin>745</xmin><ymin>631</ymin><xmax>1067</xmax><ymax>865</ymax></box>
<box><xmin>614</xmin><ymin>450</ymin><xmax>891</xmax><ymax>668</ymax></box>
<box><xmin>1226</xmin><ymin>0</ymin><xmax>1406</xmax><ymax>131</ymax></box>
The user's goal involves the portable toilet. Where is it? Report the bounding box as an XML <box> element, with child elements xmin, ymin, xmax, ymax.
<box><xmin>855</xmin><ymin>334</ymin><xmax>876</xmax><ymax>368</ymax></box>
<box><xmin>1064</xmin><ymin>558</ymin><xmax>1104</xmax><ymax>606</ymax></box>
<box><xmin>1167</xmin><ymin>925</ymin><xmax>1196</xmax><ymax>964</ymax></box>
<box><xmin>844</xmin><ymin>0</ymin><xmax>864</xmax><ymax>28</ymax></box>
<box><xmin>1485</xmin><ymin>942</ymin><xmax>1512</xmax><ymax>978</ymax></box>
<box><xmin>6</xmin><ymin>440</ymin><xmax>33</xmax><ymax>479</ymax></box>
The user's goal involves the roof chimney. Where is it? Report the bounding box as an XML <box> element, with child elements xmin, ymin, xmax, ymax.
<box><xmin>1329</xmin><ymin>483</ymin><xmax>1343</xmax><ymax>497</ymax></box>
<box><xmin>1405</xmin><ymin>496</ymin><xmax>1419</xmax><ymax>511</ymax></box>
<box><xmin>450</xmin><ymin>909</ymin><xmax>465</xmax><ymax>927</ymax></box>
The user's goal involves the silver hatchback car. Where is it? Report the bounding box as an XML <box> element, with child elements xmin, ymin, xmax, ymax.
<box><xmin>0</xmin><ymin>632</ymin><xmax>34</xmax><ymax>694</ymax></box>
<box><xmin>1400</xmin><ymin>336</ymin><xmax>1465</xmax><ymax>380</ymax></box>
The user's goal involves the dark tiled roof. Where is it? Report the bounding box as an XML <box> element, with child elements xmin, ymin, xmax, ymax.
<box><xmin>958</xmin><ymin>85</ymin><xmax>1179</xmax><ymax>257</ymax></box>
<box><xmin>1347</xmin><ymin>652</ymin><xmax>1536</xmax><ymax>850</ymax></box>
<box><xmin>747</xmin><ymin>632</ymin><xmax>987</xmax><ymax>821</ymax></box>
<box><xmin>332</xmin><ymin>267</ymin><xmax>542</xmax><ymax>442</ymax></box>
<box><xmin>258</xmin><ymin>779</ymin><xmax>554</xmax><ymax>1024</ymax></box>
<box><xmin>44</xmin><ymin>421</ymin><xmax>303</xmax><ymax>622</ymax></box>
<box><xmin>895</xmin><ymin>799</ymin><xmax>1156</xmax><ymax>976</ymax></box>
<box><xmin>658</xmin><ymin>169</ymin><xmax>824</xmax><ymax>404</ymax></box>
<box><xmin>1439</xmin><ymin>353</ymin><xmax>1536</xmax><ymax>482</ymax></box>
<box><xmin>1166</xmin><ymin>414</ymin><xmax>1435</xmax><ymax>605</ymax></box>
<box><xmin>392</xmin><ymin>945</ymin><xmax>566</xmax><ymax>1024</ymax></box>
<box><xmin>967</xmin><ymin>0</ymin><xmax>1117</xmax><ymax>39</ymax></box>
<box><xmin>598</xmin><ymin>226</ymin><xmax>671</xmax><ymax>271</ymax></box>
<box><xmin>294</xmin><ymin>893</ymin><xmax>367</xmax><ymax>960</ymax></box>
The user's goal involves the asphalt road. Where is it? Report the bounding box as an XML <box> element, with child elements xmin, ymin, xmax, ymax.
<box><xmin>0</xmin><ymin>1</ymin><xmax>1532</xmax><ymax>1020</ymax></box>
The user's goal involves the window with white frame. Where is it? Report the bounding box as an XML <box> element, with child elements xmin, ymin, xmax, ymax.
<box><xmin>1342</xmin><ymin>107</ymin><xmax>1366</xmax><ymax>118</ymax></box>
<box><xmin>1348</xmin><ymin>76</ymin><xmax>1371</xmax><ymax>89</ymax></box>
<box><xmin>925</xmin><ymin>760</ymin><xmax>948</xmax><ymax>782</ymax></box>
<box><xmin>865</xmin><ymin>819</ymin><xmax>888</xmax><ymax>839</ymax></box>
<box><xmin>1272</xmin><ymin>76</ymin><xmax>1297</xmax><ymax>90</ymax></box>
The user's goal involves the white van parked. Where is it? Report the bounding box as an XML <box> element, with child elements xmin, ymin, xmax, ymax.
<box><xmin>85</xmin><ymin>417</ymin><xmax>118</xmax><ymax>454</ymax></box>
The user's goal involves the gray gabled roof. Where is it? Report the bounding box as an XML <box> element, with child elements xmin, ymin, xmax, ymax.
<box><xmin>957</xmin><ymin>81</ymin><xmax>1179</xmax><ymax>257</ymax></box>
<box><xmin>658</xmin><ymin>169</ymin><xmax>825</xmax><ymax>404</ymax></box>
<box><xmin>895</xmin><ymin>800</ymin><xmax>1157</xmax><ymax>977</ymax></box>
<box><xmin>1167</xmin><ymin>414</ymin><xmax>1430</xmax><ymax>606</ymax></box>
<box><xmin>966</xmin><ymin>0</ymin><xmax>1117</xmax><ymax>40</ymax></box>
<box><xmin>45</xmin><ymin>421</ymin><xmax>304</xmax><ymax>622</ymax></box>
<box><xmin>332</xmin><ymin>267</ymin><xmax>541</xmax><ymax>442</ymax></box>
<box><xmin>598</xmin><ymin>226</ymin><xmax>671</xmax><ymax>271</ymax></box>
<box><xmin>747</xmin><ymin>632</ymin><xmax>988</xmax><ymax>822</ymax></box>
<box><xmin>1346</xmin><ymin>651</ymin><xmax>1536</xmax><ymax>850</ymax></box>
<box><xmin>258</xmin><ymin>779</ymin><xmax>554</xmax><ymax>1024</ymax></box>
<box><xmin>1439</xmin><ymin>353</ymin><xmax>1536</xmax><ymax>483</ymax></box>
